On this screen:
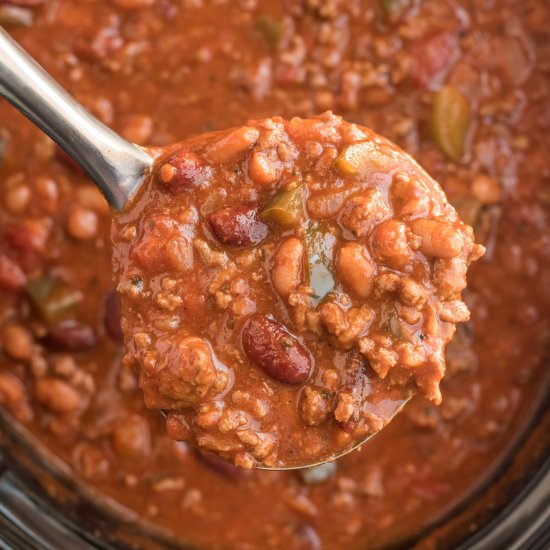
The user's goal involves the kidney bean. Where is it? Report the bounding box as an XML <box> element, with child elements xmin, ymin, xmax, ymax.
<box><xmin>157</xmin><ymin>150</ymin><xmax>209</xmax><ymax>194</ymax></box>
<box><xmin>242</xmin><ymin>315</ymin><xmax>312</xmax><ymax>384</ymax></box>
<box><xmin>104</xmin><ymin>291</ymin><xmax>124</xmax><ymax>343</ymax></box>
<box><xmin>208</xmin><ymin>205</ymin><xmax>268</xmax><ymax>247</ymax></box>
<box><xmin>42</xmin><ymin>322</ymin><xmax>97</xmax><ymax>350</ymax></box>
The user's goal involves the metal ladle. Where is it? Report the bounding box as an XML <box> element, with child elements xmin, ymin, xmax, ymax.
<box><xmin>0</xmin><ymin>27</ymin><xmax>152</xmax><ymax>210</ymax></box>
<box><xmin>0</xmin><ymin>27</ymin><xmax>411</xmax><ymax>470</ymax></box>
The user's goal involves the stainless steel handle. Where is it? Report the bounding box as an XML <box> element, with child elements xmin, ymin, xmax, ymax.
<box><xmin>0</xmin><ymin>28</ymin><xmax>153</xmax><ymax>210</ymax></box>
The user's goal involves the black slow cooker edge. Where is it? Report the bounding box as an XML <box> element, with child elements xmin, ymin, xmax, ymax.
<box><xmin>0</xmin><ymin>450</ymin><xmax>549</xmax><ymax>550</ymax></box>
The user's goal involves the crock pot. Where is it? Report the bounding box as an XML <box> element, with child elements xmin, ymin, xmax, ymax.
<box><xmin>0</xmin><ymin>389</ymin><xmax>549</xmax><ymax>550</ymax></box>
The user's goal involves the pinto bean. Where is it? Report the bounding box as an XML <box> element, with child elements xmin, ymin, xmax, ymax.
<box><xmin>370</xmin><ymin>219</ymin><xmax>411</xmax><ymax>269</ymax></box>
<box><xmin>411</xmin><ymin>218</ymin><xmax>463</xmax><ymax>259</ymax></box>
<box><xmin>205</xmin><ymin>126</ymin><xmax>259</xmax><ymax>164</ymax></box>
<box><xmin>249</xmin><ymin>150</ymin><xmax>280</xmax><ymax>185</ymax></box>
<box><xmin>35</xmin><ymin>378</ymin><xmax>83</xmax><ymax>413</ymax></box>
<box><xmin>66</xmin><ymin>207</ymin><xmax>98</xmax><ymax>240</ymax></box>
<box><xmin>337</xmin><ymin>242</ymin><xmax>375</xmax><ymax>298</ymax></box>
<box><xmin>242</xmin><ymin>314</ymin><xmax>312</xmax><ymax>384</ymax></box>
<box><xmin>3</xmin><ymin>184</ymin><xmax>30</xmax><ymax>214</ymax></box>
<box><xmin>2</xmin><ymin>323</ymin><xmax>33</xmax><ymax>360</ymax></box>
<box><xmin>208</xmin><ymin>205</ymin><xmax>268</xmax><ymax>247</ymax></box>
<box><xmin>111</xmin><ymin>415</ymin><xmax>152</xmax><ymax>461</ymax></box>
<box><xmin>271</xmin><ymin>237</ymin><xmax>304</xmax><ymax>299</ymax></box>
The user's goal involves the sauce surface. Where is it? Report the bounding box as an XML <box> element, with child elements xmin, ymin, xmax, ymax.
<box><xmin>0</xmin><ymin>0</ymin><xmax>548</xmax><ymax>548</ymax></box>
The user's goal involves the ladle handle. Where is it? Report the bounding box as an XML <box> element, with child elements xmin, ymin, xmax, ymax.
<box><xmin>0</xmin><ymin>28</ymin><xmax>152</xmax><ymax>210</ymax></box>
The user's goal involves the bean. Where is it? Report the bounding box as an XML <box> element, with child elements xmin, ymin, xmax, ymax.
<box><xmin>471</xmin><ymin>174</ymin><xmax>501</xmax><ymax>205</ymax></box>
<box><xmin>249</xmin><ymin>150</ymin><xmax>279</xmax><ymax>185</ymax></box>
<box><xmin>209</xmin><ymin>205</ymin><xmax>268</xmax><ymax>247</ymax></box>
<box><xmin>271</xmin><ymin>237</ymin><xmax>304</xmax><ymax>299</ymax></box>
<box><xmin>2</xmin><ymin>323</ymin><xmax>33</xmax><ymax>361</ymax></box>
<box><xmin>42</xmin><ymin>323</ymin><xmax>97</xmax><ymax>351</ymax></box>
<box><xmin>35</xmin><ymin>378</ymin><xmax>82</xmax><ymax>413</ymax></box>
<box><xmin>242</xmin><ymin>314</ymin><xmax>312</xmax><ymax>385</ymax></box>
<box><xmin>204</xmin><ymin>126</ymin><xmax>259</xmax><ymax>164</ymax></box>
<box><xmin>111</xmin><ymin>415</ymin><xmax>151</xmax><ymax>461</ymax></box>
<box><xmin>370</xmin><ymin>219</ymin><xmax>411</xmax><ymax>269</ymax></box>
<box><xmin>3</xmin><ymin>185</ymin><xmax>30</xmax><ymax>214</ymax></box>
<box><xmin>104</xmin><ymin>291</ymin><xmax>124</xmax><ymax>343</ymax></box>
<box><xmin>411</xmin><ymin>218</ymin><xmax>463</xmax><ymax>259</ymax></box>
<box><xmin>337</xmin><ymin>242</ymin><xmax>375</xmax><ymax>298</ymax></box>
<box><xmin>66</xmin><ymin>207</ymin><xmax>98</xmax><ymax>240</ymax></box>
<box><xmin>34</xmin><ymin>177</ymin><xmax>59</xmax><ymax>214</ymax></box>
<box><xmin>158</xmin><ymin>150</ymin><xmax>209</xmax><ymax>194</ymax></box>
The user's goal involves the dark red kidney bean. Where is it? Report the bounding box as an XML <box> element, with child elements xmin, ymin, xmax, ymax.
<box><xmin>42</xmin><ymin>322</ymin><xmax>97</xmax><ymax>350</ymax></box>
<box><xmin>104</xmin><ymin>290</ymin><xmax>123</xmax><ymax>343</ymax></box>
<box><xmin>157</xmin><ymin>150</ymin><xmax>209</xmax><ymax>194</ymax></box>
<box><xmin>208</xmin><ymin>205</ymin><xmax>268</xmax><ymax>247</ymax></box>
<box><xmin>242</xmin><ymin>314</ymin><xmax>312</xmax><ymax>384</ymax></box>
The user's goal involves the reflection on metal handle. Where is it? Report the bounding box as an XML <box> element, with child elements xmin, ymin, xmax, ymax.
<box><xmin>0</xmin><ymin>28</ymin><xmax>153</xmax><ymax>210</ymax></box>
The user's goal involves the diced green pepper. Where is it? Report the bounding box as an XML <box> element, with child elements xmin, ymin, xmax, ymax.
<box><xmin>432</xmin><ymin>85</ymin><xmax>471</xmax><ymax>162</ymax></box>
<box><xmin>304</xmin><ymin>222</ymin><xmax>336</xmax><ymax>301</ymax></box>
<box><xmin>380</xmin><ymin>0</ymin><xmax>410</xmax><ymax>23</ymax></box>
<box><xmin>260</xmin><ymin>184</ymin><xmax>305</xmax><ymax>228</ymax></box>
<box><xmin>255</xmin><ymin>15</ymin><xmax>286</xmax><ymax>52</ymax></box>
<box><xmin>26</xmin><ymin>276</ymin><xmax>83</xmax><ymax>325</ymax></box>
